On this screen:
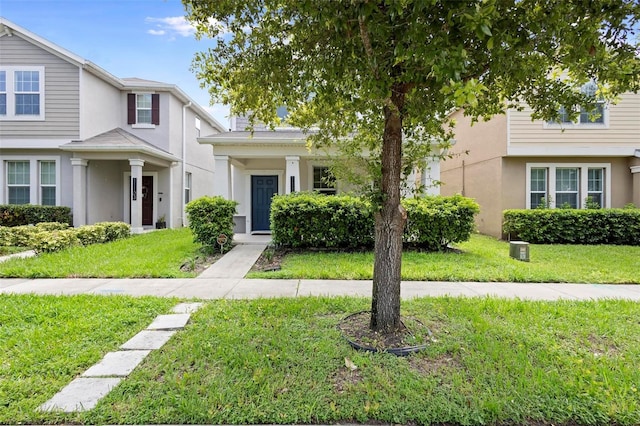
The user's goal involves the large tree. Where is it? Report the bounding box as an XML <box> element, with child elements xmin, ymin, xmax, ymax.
<box><xmin>185</xmin><ymin>0</ymin><xmax>639</xmax><ymax>333</ymax></box>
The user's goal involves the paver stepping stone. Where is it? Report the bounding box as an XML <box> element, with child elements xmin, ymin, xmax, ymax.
<box><xmin>120</xmin><ymin>330</ymin><xmax>177</xmax><ymax>350</ymax></box>
<box><xmin>39</xmin><ymin>378</ymin><xmax>122</xmax><ymax>412</ymax></box>
<box><xmin>82</xmin><ymin>350</ymin><xmax>150</xmax><ymax>377</ymax></box>
<box><xmin>147</xmin><ymin>313</ymin><xmax>191</xmax><ymax>330</ymax></box>
<box><xmin>172</xmin><ymin>302</ymin><xmax>203</xmax><ymax>313</ymax></box>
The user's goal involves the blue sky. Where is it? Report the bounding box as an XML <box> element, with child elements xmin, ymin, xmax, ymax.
<box><xmin>1</xmin><ymin>0</ymin><xmax>230</xmax><ymax>127</ymax></box>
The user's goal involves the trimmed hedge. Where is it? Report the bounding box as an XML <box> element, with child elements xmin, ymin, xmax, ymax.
<box><xmin>270</xmin><ymin>192</ymin><xmax>479</xmax><ymax>250</ymax></box>
<box><xmin>503</xmin><ymin>209</ymin><xmax>640</xmax><ymax>245</ymax></box>
<box><xmin>185</xmin><ymin>196</ymin><xmax>238</xmax><ymax>251</ymax></box>
<box><xmin>0</xmin><ymin>205</ymin><xmax>72</xmax><ymax>227</ymax></box>
<box><xmin>403</xmin><ymin>194</ymin><xmax>480</xmax><ymax>250</ymax></box>
<box><xmin>271</xmin><ymin>193</ymin><xmax>374</xmax><ymax>249</ymax></box>
<box><xmin>0</xmin><ymin>221</ymin><xmax>131</xmax><ymax>254</ymax></box>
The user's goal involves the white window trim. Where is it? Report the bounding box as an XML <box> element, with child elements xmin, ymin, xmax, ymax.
<box><xmin>0</xmin><ymin>156</ymin><xmax>60</xmax><ymax>205</ymax></box>
<box><xmin>526</xmin><ymin>163</ymin><xmax>611</xmax><ymax>209</ymax></box>
<box><xmin>131</xmin><ymin>92</ymin><xmax>156</xmax><ymax>129</ymax></box>
<box><xmin>0</xmin><ymin>66</ymin><xmax>45</xmax><ymax>121</ymax></box>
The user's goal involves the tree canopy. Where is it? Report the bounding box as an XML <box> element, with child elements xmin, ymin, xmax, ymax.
<box><xmin>185</xmin><ymin>0</ymin><xmax>640</xmax><ymax>333</ymax></box>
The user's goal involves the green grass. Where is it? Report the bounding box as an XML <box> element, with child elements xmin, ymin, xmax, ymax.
<box><xmin>0</xmin><ymin>294</ymin><xmax>177</xmax><ymax>424</ymax></box>
<box><xmin>0</xmin><ymin>228</ymin><xmax>204</xmax><ymax>278</ymax></box>
<box><xmin>247</xmin><ymin>234</ymin><xmax>640</xmax><ymax>283</ymax></box>
<box><xmin>55</xmin><ymin>297</ymin><xmax>640</xmax><ymax>425</ymax></box>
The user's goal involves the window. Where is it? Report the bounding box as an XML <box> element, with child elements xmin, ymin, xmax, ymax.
<box><xmin>40</xmin><ymin>161</ymin><xmax>56</xmax><ymax>206</ymax></box>
<box><xmin>3</xmin><ymin>158</ymin><xmax>58</xmax><ymax>205</ymax></box>
<box><xmin>530</xmin><ymin>168</ymin><xmax>547</xmax><ymax>208</ymax></box>
<box><xmin>547</xmin><ymin>81</ymin><xmax>606</xmax><ymax>126</ymax></box>
<box><xmin>526</xmin><ymin>163</ymin><xmax>610</xmax><ymax>209</ymax></box>
<box><xmin>127</xmin><ymin>93</ymin><xmax>159</xmax><ymax>126</ymax></box>
<box><xmin>0</xmin><ymin>67</ymin><xmax>44</xmax><ymax>120</ymax></box>
<box><xmin>0</xmin><ymin>71</ymin><xmax>6</xmax><ymax>115</ymax></box>
<box><xmin>136</xmin><ymin>94</ymin><xmax>152</xmax><ymax>124</ymax></box>
<box><xmin>555</xmin><ymin>168</ymin><xmax>579</xmax><ymax>208</ymax></box>
<box><xmin>15</xmin><ymin>71</ymin><xmax>40</xmax><ymax>115</ymax></box>
<box><xmin>195</xmin><ymin>117</ymin><xmax>201</xmax><ymax>137</ymax></box>
<box><xmin>313</xmin><ymin>166</ymin><xmax>336</xmax><ymax>195</ymax></box>
<box><xmin>7</xmin><ymin>161</ymin><xmax>30</xmax><ymax>204</ymax></box>
<box><xmin>184</xmin><ymin>172</ymin><xmax>192</xmax><ymax>203</ymax></box>
<box><xmin>587</xmin><ymin>168</ymin><xmax>604</xmax><ymax>207</ymax></box>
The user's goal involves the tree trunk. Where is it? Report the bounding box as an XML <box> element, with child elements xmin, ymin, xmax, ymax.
<box><xmin>370</xmin><ymin>86</ymin><xmax>407</xmax><ymax>333</ymax></box>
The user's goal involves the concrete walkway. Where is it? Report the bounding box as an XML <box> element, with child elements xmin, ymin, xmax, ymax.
<box><xmin>1</xmin><ymin>234</ymin><xmax>640</xmax><ymax>301</ymax></box>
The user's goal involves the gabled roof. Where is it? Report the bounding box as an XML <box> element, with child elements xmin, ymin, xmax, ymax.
<box><xmin>60</xmin><ymin>128</ymin><xmax>180</xmax><ymax>163</ymax></box>
<box><xmin>0</xmin><ymin>17</ymin><xmax>226</xmax><ymax>133</ymax></box>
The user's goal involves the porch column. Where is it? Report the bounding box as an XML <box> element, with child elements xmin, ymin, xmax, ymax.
<box><xmin>285</xmin><ymin>156</ymin><xmax>300</xmax><ymax>194</ymax></box>
<box><xmin>422</xmin><ymin>157</ymin><xmax>441</xmax><ymax>196</ymax></box>
<box><xmin>129</xmin><ymin>159</ymin><xmax>145</xmax><ymax>234</ymax></box>
<box><xmin>214</xmin><ymin>155</ymin><xmax>231</xmax><ymax>198</ymax></box>
<box><xmin>71</xmin><ymin>158</ymin><xmax>88</xmax><ymax>227</ymax></box>
<box><xmin>631</xmin><ymin>166</ymin><xmax>640</xmax><ymax>206</ymax></box>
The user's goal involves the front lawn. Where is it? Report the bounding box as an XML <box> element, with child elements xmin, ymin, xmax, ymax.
<box><xmin>0</xmin><ymin>228</ymin><xmax>212</xmax><ymax>278</ymax></box>
<box><xmin>0</xmin><ymin>294</ymin><xmax>176</xmax><ymax>424</ymax></box>
<box><xmin>44</xmin><ymin>297</ymin><xmax>640</xmax><ymax>425</ymax></box>
<box><xmin>248</xmin><ymin>234</ymin><xmax>640</xmax><ymax>283</ymax></box>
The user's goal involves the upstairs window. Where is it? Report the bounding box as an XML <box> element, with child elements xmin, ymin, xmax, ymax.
<box><xmin>0</xmin><ymin>67</ymin><xmax>45</xmax><ymax>120</ymax></box>
<box><xmin>127</xmin><ymin>93</ymin><xmax>159</xmax><ymax>127</ymax></box>
<box><xmin>547</xmin><ymin>81</ymin><xmax>606</xmax><ymax>127</ymax></box>
<box><xmin>0</xmin><ymin>71</ymin><xmax>6</xmax><ymax>115</ymax></box>
<box><xmin>313</xmin><ymin>166</ymin><xmax>336</xmax><ymax>195</ymax></box>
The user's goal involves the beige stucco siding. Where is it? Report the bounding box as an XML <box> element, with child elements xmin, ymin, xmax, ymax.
<box><xmin>509</xmin><ymin>93</ymin><xmax>640</xmax><ymax>148</ymax></box>
<box><xmin>0</xmin><ymin>34</ymin><xmax>79</xmax><ymax>138</ymax></box>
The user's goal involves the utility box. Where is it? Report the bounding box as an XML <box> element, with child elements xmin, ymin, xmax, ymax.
<box><xmin>509</xmin><ymin>241</ymin><xmax>530</xmax><ymax>262</ymax></box>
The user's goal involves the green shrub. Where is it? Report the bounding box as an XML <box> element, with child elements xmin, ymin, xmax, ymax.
<box><xmin>29</xmin><ymin>229</ymin><xmax>80</xmax><ymax>254</ymax></box>
<box><xmin>95</xmin><ymin>222</ymin><xmax>131</xmax><ymax>241</ymax></box>
<box><xmin>403</xmin><ymin>194</ymin><xmax>480</xmax><ymax>250</ymax></box>
<box><xmin>5</xmin><ymin>225</ymin><xmax>39</xmax><ymax>248</ymax></box>
<box><xmin>271</xmin><ymin>192</ymin><xmax>374</xmax><ymax>249</ymax></box>
<box><xmin>35</xmin><ymin>222</ymin><xmax>70</xmax><ymax>231</ymax></box>
<box><xmin>185</xmin><ymin>196</ymin><xmax>238</xmax><ymax>250</ymax></box>
<box><xmin>270</xmin><ymin>193</ymin><xmax>479</xmax><ymax>250</ymax></box>
<box><xmin>75</xmin><ymin>225</ymin><xmax>108</xmax><ymax>245</ymax></box>
<box><xmin>0</xmin><ymin>205</ymin><xmax>72</xmax><ymax>227</ymax></box>
<box><xmin>503</xmin><ymin>209</ymin><xmax>640</xmax><ymax>245</ymax></box>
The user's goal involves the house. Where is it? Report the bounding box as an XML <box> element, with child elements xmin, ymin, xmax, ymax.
<box><xmin>440</xmin><ymin>89</ymin><xmax>640</xmax><ymax>238</ymax></box>
<box><xmin>198</xmin><ymin>114</ymin><xmax>442</xmax><ymax>234</ymax></box>
<box><xmin>0</xmin><ymin>17</ymin><xmax>225</xmax><ymax>233</ymax></box>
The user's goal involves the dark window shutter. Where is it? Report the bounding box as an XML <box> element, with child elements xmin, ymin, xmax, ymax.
<box><xmin>151</xmin><ymin>94</ymin><xmax>160</xmax><ymax>125</ymax></box>
<box><xmin>127</xmin><ymin>94</ymin><xmax>136</xmax><ymax>124</ymax></box>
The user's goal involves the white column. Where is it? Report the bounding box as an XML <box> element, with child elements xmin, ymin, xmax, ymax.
<box><xmin>214</xmin><ymin>155</ymin><xmax>231</xmax><ymax>198</ymax></box>
<box><xmin>422</xmin><ymin>157</ymin><xmax>441</xmax><ymax>196</ymax></box>
<box><xmin>129</xmin><ymin>159</ymin><xmax>145</xmax><ymax>234</ymax></box>
<box><xmin>71</xmin><ymin>158</ymin><xmax>88</xmax><ymax>227</ymax></box>
<box><xmin>631</xmin><ymin>166</ymin><xmax>640</xmax><ymax>207</ymax></box>
<box><xmin>285</xmin><ymin>156</ymin><xmax>300</xmax><ymax>193</ymax></box>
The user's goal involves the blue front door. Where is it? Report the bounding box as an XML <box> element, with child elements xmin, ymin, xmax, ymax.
<box><xmin>251</xmin><ymin>175</ymin><xmax>278</xmax><ymax>232</ymax></box>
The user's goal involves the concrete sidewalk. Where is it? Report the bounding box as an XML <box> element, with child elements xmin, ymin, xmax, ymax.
<box><xmin>1</xmin><ymin>234</ymin><xmax>640</xmax><ymax>301</ymax></box>
<box><xmin>2</xmin><ymin>277</ymin><xmax>640</xmax><ymax>301</ymax></box>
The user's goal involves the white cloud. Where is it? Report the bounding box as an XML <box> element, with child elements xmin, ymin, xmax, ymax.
<box><xmin>145</xmin><ymin>16</ymin><xmax>195</xmax><ymax>38</ymax></box>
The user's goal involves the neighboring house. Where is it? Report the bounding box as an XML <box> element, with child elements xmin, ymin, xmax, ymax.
<box><xmin>0</xmin><ymin>18</ymin><xmax>225</xmax><ymax>232</ymax></box>
<box><xmin>440</xmin><ymin>89</ymin><xmax>640</xmax><ymax>238</ymax></box>
<box><xmin>198</xmin><ymin>114</ymin><xmax>442</xmax><ymax>234</ymax></box>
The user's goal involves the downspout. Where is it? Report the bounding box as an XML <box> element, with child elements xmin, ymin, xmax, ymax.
<box><xmin>182</xmin><ymin>102</ymin><xmax>192</xmax><ymax>227</ymax></box>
